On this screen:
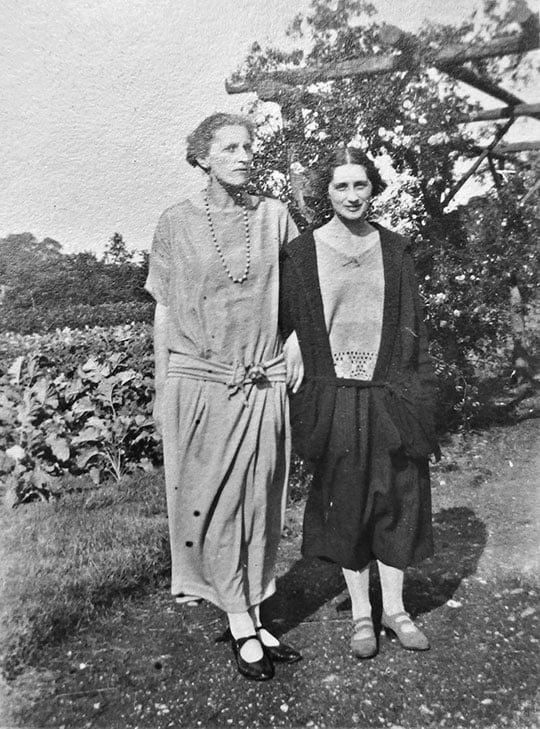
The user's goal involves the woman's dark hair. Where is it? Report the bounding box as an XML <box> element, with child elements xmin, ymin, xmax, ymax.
<box><xmin>310</xmin><ymin>146</ymin><xmax>387</xmax><ymax>200</ymax></box>
<box><xmin>186</xmin><ymin>113</ymin><xmax>255</xmax><ymax>169</ymax></box>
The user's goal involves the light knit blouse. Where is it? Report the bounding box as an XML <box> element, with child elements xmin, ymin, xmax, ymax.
<box><xmin>314</xmin><ymin>228</ymin><xmax>385</xmax><ymax>380</ymax></box>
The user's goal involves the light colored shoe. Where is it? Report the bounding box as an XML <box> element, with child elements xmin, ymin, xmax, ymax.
<box><xmin>382</xmin><ymin>611</ymin><xmax>430</xmax><ymax>651</ymax></box>
<box><xmin>350</xmin><ymin>617</ymin><xmax>378</xmax><ymax>659</ymax></box>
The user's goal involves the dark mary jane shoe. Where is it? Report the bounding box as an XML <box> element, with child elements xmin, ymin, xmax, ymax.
<box><xmin>256</xmin><ymin>627</ymin><xmax>303</xmax><ymax>664</ymax></box>
<box><xmin>231</xmin><ymin>635</ymin><xmax>274</xmax><ymax>681</ymax></box>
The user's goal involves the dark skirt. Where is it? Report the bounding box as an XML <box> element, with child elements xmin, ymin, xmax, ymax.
<box><xmin>301</xmin><ymin>386</ymin><xmax>433</xmax><ymax>571</ymax></box>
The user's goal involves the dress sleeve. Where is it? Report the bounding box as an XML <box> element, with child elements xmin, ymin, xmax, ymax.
<box><xmin>145</xmin><ymin>212</ymin><xmax>171</xmax><ymax>306</ymax></box>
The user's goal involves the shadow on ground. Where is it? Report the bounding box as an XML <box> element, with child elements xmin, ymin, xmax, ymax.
<box><xmin>9</xmin><ymin>504</ymin><xmax>540</xmax><ymax>729</ymax></box>
<box><xmin>265</xmin><ymin>506</ymin><xmax>487</xmax><ymax>634</ymax></box>
<box><xmin>7</xmin><ymin>419</ymin><xmax>540</xmax><ymax>729</ymax></box>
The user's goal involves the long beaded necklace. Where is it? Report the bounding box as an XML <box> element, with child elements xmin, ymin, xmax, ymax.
<box><xmin>203</xmin><ymin>190</ymin><xmax>251</xmax><ymax>284</ymax></box>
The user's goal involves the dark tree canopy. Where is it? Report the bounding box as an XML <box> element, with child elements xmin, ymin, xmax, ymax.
<box><xmin>0</xmin><ymin>232</ymin><xmax>150</xmax><ymax>330</ymax></box>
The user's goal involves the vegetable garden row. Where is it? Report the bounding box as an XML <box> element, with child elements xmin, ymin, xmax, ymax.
<box><xmin>0</xmin><ymin>324</ymin><xmax>160</xmax><ymax>504</ymax></box>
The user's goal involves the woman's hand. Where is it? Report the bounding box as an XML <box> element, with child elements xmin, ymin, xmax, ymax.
<box><xmin>284</xmin><ymin>331</ymin><xmax>304</xmax><ymax>394</ymax></box>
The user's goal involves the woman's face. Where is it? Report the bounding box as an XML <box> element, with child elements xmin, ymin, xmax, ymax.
<box><xmin>328</xmin><ymin>163</ymin><xmax>373</xmax><ymax>221</ymax></box>
<box><xmin>200</xmin><ymin>124</ymin><xmax>253</xmax><ymax>188</ymax></box>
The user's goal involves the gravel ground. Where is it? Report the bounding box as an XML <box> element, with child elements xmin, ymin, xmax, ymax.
<box><xmin>2</xmin><ymin>418</ymin><xmax>539</xmax><ymax>729</ymax></box>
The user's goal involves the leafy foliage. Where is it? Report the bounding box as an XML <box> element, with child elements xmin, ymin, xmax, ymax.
<box><xmin>0</xmin><ymin>324</ymin><xmax>160</xmax><ymax>504</ymax></box>
<box><xmin>239</xmin><ymin>0</ymin><xmax>540</xmax><ymax>426</ymax></box>
<box><xmin>0</xmin><ymin>301</ymin><xmax>154</xmax><ymax>335</ymax></box>
<box><xmin>245</xmin><ymin>0</ymin><xmax>480</xmax><ymax>217</ymax></box>
<box><xmin>0</xmin><ymin>233</ymin><xmax>151</xmax><ymax>334</ymax></box>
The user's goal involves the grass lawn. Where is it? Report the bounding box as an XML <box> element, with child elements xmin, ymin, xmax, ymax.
<box><xmin>0</xmin><ymin>474</ymin><xmax>169</xmax><ymax>679</ymax></box>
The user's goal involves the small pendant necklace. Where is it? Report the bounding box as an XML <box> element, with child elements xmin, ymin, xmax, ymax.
<box><xmin>204</xmin><ymin>191</ymin><xmax>251</xmax><ymax>284</ymax></box>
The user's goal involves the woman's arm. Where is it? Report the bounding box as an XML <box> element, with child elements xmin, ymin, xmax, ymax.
<box><xmin>145</xmin><ymin>211</ymin><xmax>172</xmax><ymax>435</ymax></box>
<box><xmin>279</xmin><ymin>249</ymin><xmax>304</xmax><ymax>393</ymax></box>
<box><xmin>152</xmin><ymin>302</ymin><xmax>169</xmax><ymax>435</ymax></box>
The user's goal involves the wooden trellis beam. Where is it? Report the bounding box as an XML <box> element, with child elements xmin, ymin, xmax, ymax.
<box><xmin>521</xmin><ymin>176</ymin><xmax>540</xmax><ymax>204</ymax></box>
<box><xmin>469</xmin><ymin>103</ymin><xmax>540</xmax><ymax>122</ymax></box>
<box><xmin>441</xmin><ymin>118</ymin><xmax>515</xmax><ymax>207</ymax></box>
<box><xmin>226</xmin><ymin>12</ymin><xmax>539</xmax><ymax>96</ymax></box>
<box><xmin>226</xmin><ymin>5</ymin><xmax>539</xmax><ymax>212</ymax></box>
<box><xmin>442</xmin><ymin>134</ymin><xmax>540</xmax><ymax>209</ymax></box>
<box><xmin>441</xmin><ymin>64</ymin><xmax>540</xmax><ymax>119</ymax></box>
<box><xmin>460</xmin><ymin>140</ymin><xmax>540</xmax><ymax>156</ymax></box>
<box><xmin>494</xmin><ymin>140</ymin><xmax>540</xmax><ymax>152</ymax></box>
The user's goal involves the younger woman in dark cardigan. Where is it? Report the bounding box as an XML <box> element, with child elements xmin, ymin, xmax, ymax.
<box><xmin>280</xmin><ymin>146</ymin><xmax>440</xmax><ymax>659</ymax></box>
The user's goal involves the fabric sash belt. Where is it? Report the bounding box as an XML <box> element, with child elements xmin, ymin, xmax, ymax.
<box><xmin>309</xmin><ymin>375</ymin><xmax>396</xmax><ymax>390</ymax></box>
<box><xmin>307</xmin><ymin>374</ymin><xmax>416</xmax><ymax>404</ymax></box>
<box><xmin>167</xmin><ymin>351</ymin><xmax>286</xmax><ymax>403</ymax></box>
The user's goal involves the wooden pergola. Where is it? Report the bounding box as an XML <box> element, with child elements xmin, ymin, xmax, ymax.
<box><xmin>226</xmin><ymin>4</ymin><xmax>540</xmax><ymax>216</ymax></box>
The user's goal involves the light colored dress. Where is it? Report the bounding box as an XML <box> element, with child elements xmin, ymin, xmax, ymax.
<box><xmin>145</xmin><ymin>194</ymin><xmax>297</xmax><ymax>612</ymax></box>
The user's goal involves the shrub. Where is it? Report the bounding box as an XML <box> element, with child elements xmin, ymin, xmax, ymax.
<box><xmin>0</xmin><ymin>322</ymin><xmax>153</xmax><ymax>374</ymax></box>
<box><xmin>0</xmin><ymin>301</ymin><xmax>154</xmax><ymax>335</ymax></box>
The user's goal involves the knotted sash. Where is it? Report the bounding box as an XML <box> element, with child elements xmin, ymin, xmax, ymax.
<box><xmin>167</xmin><ymin>351</ymin><xmax>286</xmax><ymax>404</ymax></box>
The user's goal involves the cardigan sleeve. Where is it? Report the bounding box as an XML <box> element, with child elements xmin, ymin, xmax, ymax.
<box><xmin>279</xmin><ymin>248</ymin><xmax>300</xmax><ymax>341</ymax></box>
<box><xmin>403</xmin><ymin>249</ymin><xmax>439</xmax><ymax>412</ymax></box>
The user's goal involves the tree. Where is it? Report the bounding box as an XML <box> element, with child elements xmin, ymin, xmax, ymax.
<box><xmin>0</xmin><ymin>232</ymin><xmax>151</xmax><ymax>332</ymax></box>
<box><xmin>103</xmin><ymin>232</ymin><xmax>133</xmax><ymax>265</ymax></box>
<box><xmin>0</xmin><ymin>234</ymin><xmax>63</xmax><ymax>310</ymax></box>
<box><xmin>236</xmin><ymin>0</ymin><xmax>540</xmax><ymax>424</ymax></box>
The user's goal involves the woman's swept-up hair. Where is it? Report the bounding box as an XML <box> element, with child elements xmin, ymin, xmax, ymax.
<box><xmin>186</xmin><ymin>113</ymin><xmax>255</xmax><ymax>169</ymax></box>
<box><xmin>310</xmin><ymin>146</ymin><xmax>387</xmax><ymax>200</ymax></box>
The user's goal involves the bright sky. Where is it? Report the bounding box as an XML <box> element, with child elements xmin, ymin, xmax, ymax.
<box><xmin>1</xmin><ymin>0</ymin><xmax>538</xmax><ymax>254</ymax></box>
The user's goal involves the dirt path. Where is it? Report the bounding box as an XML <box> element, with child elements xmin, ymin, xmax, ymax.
<box><xmin>4</xmin><ymin>419</ymin><xmax>540</xmax><ymax>729</ymax></box>
<box><xmin>475</xmin><ymin>425</ymin><xmax>539</xmax><ymax>578</ymax></box>
<box><xmin>424</xmin><ymin>417</ymin><xmax>539</xmax><ymax>582</ymax></box>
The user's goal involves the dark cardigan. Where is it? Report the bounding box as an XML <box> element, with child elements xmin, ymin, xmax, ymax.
<box><xmin>279</xmin><ymin>224</ymin><xmax>440</xmax><ymax>465</ymax></box>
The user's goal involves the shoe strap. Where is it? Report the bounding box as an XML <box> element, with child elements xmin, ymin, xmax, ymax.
<box><xmin>352</xmin><ymin>617</ymin><xmax>374</xmax><ymax>636</ymax></box>
<box><xmin>353</xmin><ymin>617</ymin><xmax>373</xmax><ymax>629</ymax></box>
<box><xmin>256</xmin><ymin>625</ymin><xmax>277</xmax><ymax>637</ymax></box>
<box><xmin>385</xmin><ymin>611</ymin><xmax>412</xmax><ymax>624</ymax></box>
<box><xmin>235</xmin><ymin>634</ymin><xmax>259</xmax><ymax>649</ymax></box>
<box><xmin>256</xmin><ymin>625</ymin><xmax>282</xmax><ymax>646</ymax></box>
